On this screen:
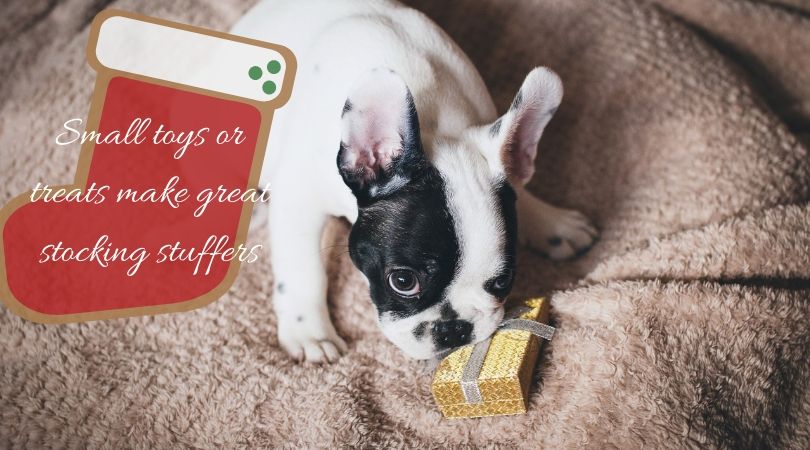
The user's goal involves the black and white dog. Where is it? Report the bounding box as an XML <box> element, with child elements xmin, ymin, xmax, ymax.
<box><xmin>232</xmin><ymin>0</ymin><xmax>597</xmax><ymax>362</ymax></box>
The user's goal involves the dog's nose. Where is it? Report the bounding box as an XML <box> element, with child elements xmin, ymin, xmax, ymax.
<box><xmin>433</xmin><ymin>319</ymin><xmax>473</xmax><ymax>349</ymax></box>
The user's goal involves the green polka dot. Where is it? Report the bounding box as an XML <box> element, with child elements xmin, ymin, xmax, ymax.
<box><xmin>248</xmin><ymin>66</ymin><xmax>262</xmax><ymax>80</ymax></box>
<box><xmin>262</xmin><ymin>80</ymin><xmax>277</xmax><ymax>95</ymax></box>
<box><xmin>267</xmin><ymin>60</ymin><xmax>282</xmax><ymax>74</ymax></box>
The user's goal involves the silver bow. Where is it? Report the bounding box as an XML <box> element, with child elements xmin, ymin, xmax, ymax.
<box><xmin>459</xmin><ymin>307</ymin><xmax>555</xmax><ymax>404</ymax></box>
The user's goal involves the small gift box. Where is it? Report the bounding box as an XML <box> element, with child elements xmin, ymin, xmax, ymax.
<box><xmin>431</xmin><ymin>298</ymin><xmax>553</xmax><ymax>419</ymax></box>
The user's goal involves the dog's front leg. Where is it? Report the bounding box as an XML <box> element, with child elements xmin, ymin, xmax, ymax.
<box><xmin>269</xmin><ymin>190</ymin><xmax>347</xmax><ymax>363</ymax></box>
<box><xmin>515</xmin><ymin>185</ymin><xmax>599</xmax><ymax>260</ymax></box>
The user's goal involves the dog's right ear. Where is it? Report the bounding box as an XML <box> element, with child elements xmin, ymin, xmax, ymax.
<box><xmin>482</xmin><ymin>67</ymin><xmax>563</xmax><ymax>186</ymax></box>
<box><xmin>337</xmin><ymin>69</ymin><xmax>427</xmax><ymax>205</ymax></box>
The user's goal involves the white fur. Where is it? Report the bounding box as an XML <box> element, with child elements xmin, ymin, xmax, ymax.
<box><xmin>232</xmin><ymin>0</ymin><xmax>598</xmax><ymax>362</ymax></box>
<box><xmin>432</xmin><ymin>143</ymin><xmax>507</xmax><ymax>342</ymax></box>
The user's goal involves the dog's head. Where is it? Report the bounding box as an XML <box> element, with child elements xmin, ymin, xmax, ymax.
<box><xmin>338</xmin><ymin>67</ymin><xmax>562</xmax><ymax>359</ymax></box>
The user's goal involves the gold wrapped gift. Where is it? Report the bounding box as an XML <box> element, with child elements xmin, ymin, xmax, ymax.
<box><xmin>431</xmin><ymin>298</ymin><xmax>553</xmax><ymax>419</ymax></box>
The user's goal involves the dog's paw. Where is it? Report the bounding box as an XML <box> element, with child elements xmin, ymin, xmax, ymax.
<box><xmin>521</xmin><ymin>206</ymin><xmax>598</xmax><ymax>260</ymax></box>
<box><xmin>277</xmin><ymin>316</ymin><xmax>348</xmax><ymax>364</ymax></box>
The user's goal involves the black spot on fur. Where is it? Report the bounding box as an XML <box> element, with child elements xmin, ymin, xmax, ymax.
<box><xmin>342</xmin><ymin>99</ymin><xmax>352</xmax><ymax>117</ymax></box>
<box><xmin>489</xmin><ymin>117</ymin><xmax>503</xmax><ymax>137</ymax></box>
<box><xmin>277</xmin><ymin>282</ymin><xmax>285</xmax><ymax>294</ymax></box>
<box><xmin>402</xmin><ymin>90</ymin><xmax>421</xmax><ymax>152</ymax></box>
<box><xmin>510</xmin><ymin>90</ymin><xmax>523</xmax><ymax>111</ymax></box>
<box><xmin>413</xmin><ymin>322</ymin><xmax>428</xmax><ymax>339</ymax></box>
<box><xmin>296</xmin><ymin>315</ymin><xmax>303</xmax><ymax>322</ymax></box>
<box><xmin>548</xmin><ymin>236</ymin><xmax>562</xmax><ymax>246</ymax></box>
<box><xmin>440</xmin><ymin>303</ymin><xmax>458</xmax><ymax>320</ymax></box>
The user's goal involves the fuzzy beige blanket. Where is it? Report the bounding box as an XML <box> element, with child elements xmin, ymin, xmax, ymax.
<box><xmin>2</xmin><ymin>0</ymin><xmax>810</xmax><ymax>448</ymax></box>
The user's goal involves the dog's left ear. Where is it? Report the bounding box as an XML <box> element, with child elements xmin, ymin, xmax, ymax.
<box><xmin>337</xmin><ymin>69</ymin><xmax>427</xmax><ymax>205</ymax></box>
<box><xmin>482</xmin><ymin>67</ymin><xmax>563</xmax><ymax>186</ymax></box>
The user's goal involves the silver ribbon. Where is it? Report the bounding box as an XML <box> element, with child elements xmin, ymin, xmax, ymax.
<box><xmin>459</xmin><ymin>308</ymin><xmax>555</xmax><ymax>404</ymax></box>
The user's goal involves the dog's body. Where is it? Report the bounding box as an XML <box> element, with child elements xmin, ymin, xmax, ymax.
<box><xmin>232</xmin><ymin>0</ymin><xmax>597</xmax><ymax>362</ymax></box>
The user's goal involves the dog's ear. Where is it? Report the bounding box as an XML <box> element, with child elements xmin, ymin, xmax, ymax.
<box><xmin>483</xmin><ymin>67</ymin><xmax>562</xmax><ymax>186</ymax></box>
<box><xmin>337</xmin><ymin>69</ymin><xmax>427</xmax><ymax>205</ymax></box>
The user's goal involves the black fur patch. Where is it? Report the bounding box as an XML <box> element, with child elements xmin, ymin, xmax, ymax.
<box><xmin>413</xmin><ymin>322</ymin><xmax>428</xmax><ymax>339</ymax></box>
<box><xmin>489</xmin><ymin>117</ymin><xmax>503</xmax><ymax>137</ymax></box>
<box><xmin>347</xmin><ymin>166</ymin><xmax>460</xmax><ymax>319</ymax></box>
<box><xmin>483</xmin><ymin>182</ymin><xmax>518</xmax><ymax>297</ymax></box>
<box><xmin>510</xmin><ymin>90</ymin><xmax>523</xmax><ymax>111</ymax></box>
<box><xmin>277</xmin><ymin>282</ymin><xmax>285</xmax><ymax>294</ymax></box>
<box><xmin>497</xmin><ymin>183</ymin><xmax>519</xmax><ymax>258</ymax></box>
<box><xmin>341</xmin><ymin>99</ymin><xmax>352</xmax><ymax>117</ymax></box>
<box><xmin>402</xmin><ymin>91</ymin><xmax>421</xmax><ymax>153</ymax></box>
<box><xmin>440</xmin><ymin>303</ymin><xmax>458</xmax><ymax>320</ymax></box>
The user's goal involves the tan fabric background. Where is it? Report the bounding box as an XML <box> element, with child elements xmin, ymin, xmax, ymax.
<box><xmin>1</xmin><ymin>0</ymin><xmax>809</xmax><ymax>448</ymax></box>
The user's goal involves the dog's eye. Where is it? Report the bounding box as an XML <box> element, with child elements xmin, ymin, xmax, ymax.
<box><xmin>388</xmin><ymin>269</ymin><xmax>421</xmax><ymax>297</ymax></box>
<box><xmin>485</xmin><ymin>269</ymin><xmax>514</xmax><ymax>295</ymax></box>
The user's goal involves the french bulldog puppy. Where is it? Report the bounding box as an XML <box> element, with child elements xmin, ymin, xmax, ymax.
<box><xmin>232</xmin><ymin>0</ymin><xmax>597</xmax><ymax>362</ymax></box>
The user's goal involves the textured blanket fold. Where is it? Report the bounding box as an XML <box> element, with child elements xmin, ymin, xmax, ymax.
<box><xmin>1</xmin><ymin>0</ymin><xmax>809</xmax><ymax>448</ymax></box>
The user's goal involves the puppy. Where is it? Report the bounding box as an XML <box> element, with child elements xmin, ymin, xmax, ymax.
<box><xmin>232</xmin><ymin>0</ymin><xmax>597</xmax><ymax>362</ymax></box>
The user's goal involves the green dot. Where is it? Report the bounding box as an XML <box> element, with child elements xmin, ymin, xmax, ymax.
<box><xmin>262</xmin><ymin>80</ymin><xmax>277</xmax><ymax>95</ymax></box>
<box><xmin>248</xmin><ymin>66</ymin><xmax>262</xmax><ymax>80</ymax></box>
<box><xmin>267</xmin><ymin>60</ymin><xmax>282</xmax><ymax>74</ymax></box>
